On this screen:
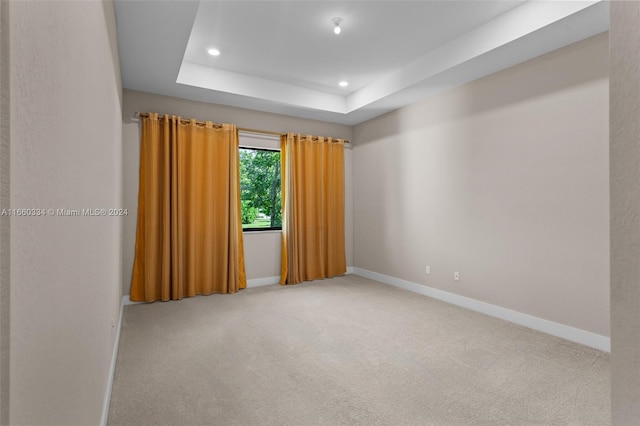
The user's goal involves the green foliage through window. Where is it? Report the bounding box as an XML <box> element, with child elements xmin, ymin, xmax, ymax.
<box><xmin>239</xmin><ymin>148</ymin><xmax>282</xmax><ymax>230</ymax></box>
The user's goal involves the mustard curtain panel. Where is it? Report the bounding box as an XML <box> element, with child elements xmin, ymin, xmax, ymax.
<box><xmin>280</xmin><ymin>133</ymin><xmax>347</xmax><ymax>285</ymax></box>
<box><xmin>130</xmin><ymin>113</ymin><xmax>247</xmax><ymax>302</ymax></box>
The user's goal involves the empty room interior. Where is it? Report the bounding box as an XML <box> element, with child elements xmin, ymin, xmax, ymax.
<box><xmin>2</xmin><ymin>0</ymin><xmax>640</xmax><ymax>425</ymax></box>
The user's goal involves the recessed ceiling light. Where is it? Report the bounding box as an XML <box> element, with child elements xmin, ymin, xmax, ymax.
<box><xmin>339</xmin><ymin>81</ymin><xmax>349</xmax><ymax>87</ymax></box>
<box><xmin>207</xmin><ymin>48</ymin><xmax>221</xmax><ymax>57</ymax></box>
<box><xmin>332</xmin><ymin>17</ymin><xmax>343</xmax><ymax>35</ymax></box>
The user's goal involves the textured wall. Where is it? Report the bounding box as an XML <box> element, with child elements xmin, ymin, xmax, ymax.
<box><xmin>610</xmin><ymin>2</ymin><xmax>640</xmax><ymax>424</ymax></box>
<box><xmin>9</xmin><ymin>1</ymin><xmax>122</xmax><ymax>424</ymax></box>
<box><xmin>122</xmin><ymin>90</ymin><xmax>354</xmax><ymax>295</ymax></box>
<box><xmin>353</xmin><ymin>33</ymin><xmax>610</xmax><ymax>337</ymax></box>
<box><xmin>0</xmin><ymin>0</ymin><xmax>9</xmax><ymax>423</ymax></box>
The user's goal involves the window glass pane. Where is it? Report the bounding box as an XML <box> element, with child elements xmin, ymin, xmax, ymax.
<box><xmin>239</xmin><ymin>148</ymin><xmax>282</xmax><ymax>230</ymax></box>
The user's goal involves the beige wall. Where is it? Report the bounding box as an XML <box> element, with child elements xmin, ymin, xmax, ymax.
<box><xmin>122</xmin><ymin>90</ymin><xmax>353</xmax><ymax>294</ymax></box>
<box><xmin>353</xmin><ymin>33</ymin><xmax>610</xmax><ymax>337</ymax></box>
<box><xmin>610</xmin><ymin>2</ymin><xmax>640</xmax><ymax>424</ymax></box>
<box><xmin>8</xmin><ymin>1</ymin><xmax>123</xmax><ymax>424</ymax></box>
<box><xmin>0</xmin><ymin>0</ymin><xmax>9</xmax><ymax>423</ymax></box>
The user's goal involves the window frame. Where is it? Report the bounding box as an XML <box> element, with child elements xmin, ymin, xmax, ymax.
<box><xmin>239</xmin><ymin>145</ymin><xmax>283</xmax><ymax>232</ymax></box>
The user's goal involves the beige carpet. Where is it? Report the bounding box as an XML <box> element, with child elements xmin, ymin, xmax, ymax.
<box><xmin>108</xmin><ymin>275</ymin><xmax>610</xmax><ymax>425</ymax></box>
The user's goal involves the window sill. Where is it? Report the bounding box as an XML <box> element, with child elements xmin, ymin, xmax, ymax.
<box><xmin>242</xmin><ymin>229</ymin><xmax>282</xmax><ymax>234</ymax></box>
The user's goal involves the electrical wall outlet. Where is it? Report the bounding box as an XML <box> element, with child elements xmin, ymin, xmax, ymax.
<box><xmin>454</xmin><ymin>271</ymin><xmax>460</xmax><ymax>281</ymax></box>
<box><xmin>426</xmin><ymin>265</ymin><xmax>431</xmax><ymax>275</ymax></box>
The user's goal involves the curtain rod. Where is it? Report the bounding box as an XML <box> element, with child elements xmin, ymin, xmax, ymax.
<box><xmin>132</xmin><ymin>112</ymin><xmax>351</xmax><ymax>145</ymax></box>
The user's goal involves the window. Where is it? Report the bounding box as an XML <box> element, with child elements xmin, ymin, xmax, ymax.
<box><xmin>239</xmin><ymin>147</ymin><xmax>282</xmax><ymax>231</ymax></box>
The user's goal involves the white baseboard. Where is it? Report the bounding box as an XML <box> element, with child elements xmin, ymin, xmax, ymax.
<box><xmin>101</xmin><ymin>296</ymin><xmax>126</xmax><ymax>426</ymax></box>
<box><xmin>122</xmin><ymin>296</ymin><xmax>142</xmax><ymax>306</ymax></box>
<box><xmin>119</xmin><ymin>275</ymin><xmax>288</xmax><ymax>300</ymax></box>
<box><xmin>352</xmin><ymin>268</ymin><xmax>610</xmax><ymax>353</ymax></box>
<box><xmin>247</xmin><ymin>275</ymin><xmax>281</xmax><ymax>288</ymax></box>
<box><xmin>247</xmin><ymin>269</ymin><xmax>354</xmax><ymax>287</ymax></box>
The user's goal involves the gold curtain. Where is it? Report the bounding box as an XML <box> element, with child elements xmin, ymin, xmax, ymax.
<box><xmin>130</xmin><ymin>113</ymin><xmax>246</xmax><ymax>302</ymax></box>
<box><xmin>280</xmin><ymin>132</ymin><xmax>346</xmax><ymax>285</ymax></box>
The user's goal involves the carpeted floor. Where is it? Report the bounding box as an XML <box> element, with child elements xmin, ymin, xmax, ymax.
<box><xmin>108</xmin><ymin>274</ymin><xmax>610</xmax><ymax>426</ymax></box>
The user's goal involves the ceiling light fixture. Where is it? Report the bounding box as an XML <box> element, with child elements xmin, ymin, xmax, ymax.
<box><xmin>207</xmin><ymin>48</ymin><xmax>221</xmax><ymax>57</ymax></box>
<box><xmin>332</xmin><ymin>17</ymin><xmax>342</xmax><ymax>35</ymax></box>
<box><xmin>339</xmin><ymin>81</ymin><xmax>349</xmax><ymax>87</ymax></box>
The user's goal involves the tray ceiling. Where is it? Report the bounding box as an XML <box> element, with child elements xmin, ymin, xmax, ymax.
<box><xmin>115</xmin><ymin>1</ymin><xmax>608</xmax><ymax>125</ymax></box>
